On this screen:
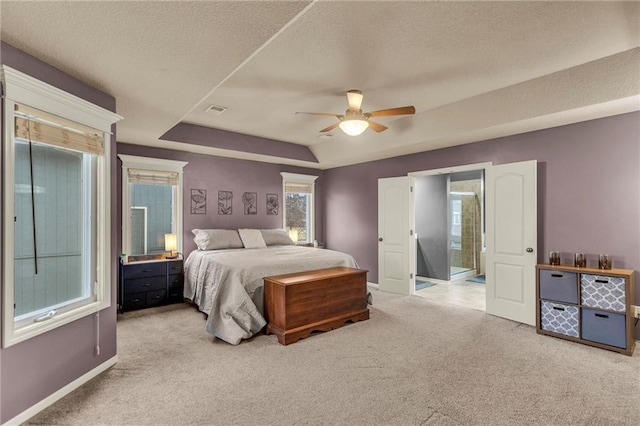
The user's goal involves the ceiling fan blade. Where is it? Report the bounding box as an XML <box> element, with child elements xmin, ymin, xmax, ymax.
<box><xmin>346</xmin><ymin>90</ymin><xmax>364</xmax><ymax>111</ymax></box>
<box><xmin>367</xmin><ymin>120</ymin><xmax>388</xmax><ymax>133</ymax></box>
<box><xmin>296</xmin><ymin>112</ymin><xmax>342</xmax><ymax>118</ymax></box>
<box><xmin>366</xmin><ymin>106</ymin><xmax>416</xmax><ymax>117</ymax></box>
<box><xmin>319</xmin><ymin>122</ymin><xmax>340</xmax><ymax>133</ymax></box>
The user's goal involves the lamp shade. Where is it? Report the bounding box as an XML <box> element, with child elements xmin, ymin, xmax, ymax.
<box><xmin>164</xmin><ymin>233</ymin><xmax>177</xmax><ymax>251</ymax></box>
<box><xmin>339</xmin><ymin>118</ymin><xmax>369</xmax><ymax>136</ymax></box>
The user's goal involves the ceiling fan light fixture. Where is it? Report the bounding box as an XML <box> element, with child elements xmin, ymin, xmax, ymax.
<box><xmin>339</xmin><ymin>118</ymin><xmax>369</xmax><ymax>136</ymax></box>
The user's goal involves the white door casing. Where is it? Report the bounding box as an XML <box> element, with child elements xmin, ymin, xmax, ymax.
<box><xmin>485</xmin><ymin>160</ymin><xmax>537</xmax><ymax>325</ymax></box>
<box><xmin>378</xmin><ymin>176</ymin><xmax>412</xmax><ymax>295</ymax></box>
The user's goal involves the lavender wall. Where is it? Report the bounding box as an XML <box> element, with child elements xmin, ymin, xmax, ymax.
<box><xmin>324</xmin><ymin>112</ymin><xmax>640</xmax><ymax>336</ymax></box>
<box><xmin>0</xmin><ymin>42</ymin><xmax>118</xmax><ymax>423</ymax></box>
<box><xmin>415</xmin><ymin>175</ymin><xmax>449</xmax><ymax>280</ymax></box>
<box><xmin>116</xmin><ymin>144</ymin><xmax>324</xmax><ymax>258</ymax></box>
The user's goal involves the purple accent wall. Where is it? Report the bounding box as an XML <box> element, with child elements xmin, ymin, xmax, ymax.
<box><xmin>323</xmin><ymin>112</ymin><xmax>640</xmax><ymax>337</ymax></box>
<box><xmin>116</xmin><ymin>143</ymin><xmax>324</xmax><ymax>258</ymax></box>
<box><xmin>0</xmin><ymin>42</ymin><xmax>118</xmax><ymax>423</ymax></box>
<box><xmin>161</xmin><ymin>122</ymin><xmax>319</xmax><ymax>163</ymax></box>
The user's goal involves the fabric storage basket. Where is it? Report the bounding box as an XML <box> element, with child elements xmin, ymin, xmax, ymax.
<box><xmin>539</xmin><ymin>269</ymin><xmax>578</xmax><ymax>304</ymax></box>
<box><xmin>540</xmin><ymin>300</ymin><xmax>579</xmax><ymax>337</ymax></box>
<box><xmin>581</xmin><ymin>308</ymin><xmax>626</xmax><ymax>348</ymax></box>
<box><xmin>580</xmin><ymin>274</ymin><xmax>626</xmax><ymax>312</ymax></box>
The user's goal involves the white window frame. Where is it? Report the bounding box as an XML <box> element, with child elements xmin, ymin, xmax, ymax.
<box><xmin>2</xmin><ymin>66</ymin><xmax>122</xmax><ymax>348</ymax></box>
<box><xmin>119</xmin><ymin>154</ymin><xmax>188</xmax><ymax>257</ymax></box>
<box><xmin>281</xmin><ymin>172</ymin><xmax>318</xmax><ymax>243</ymax></box>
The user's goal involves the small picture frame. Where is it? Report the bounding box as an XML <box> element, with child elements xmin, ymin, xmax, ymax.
<box><xmin>266</xmin><ymin>194</ymin><xmax>279</xmax><ymax>215</ymax></box>
<box><xmin>242</xmin><ymin>192</ymin><xmax>257</xmax><ymax>215</ymax></box>
<box><xmin>218</xmin><ymin>191</ymin><xmax>233</xmax><ymax>215</ymax></box>
<box><xmin>190</xmin><ymin>189</ymin><xmax>206</xmax><ymax>214</ymax></box>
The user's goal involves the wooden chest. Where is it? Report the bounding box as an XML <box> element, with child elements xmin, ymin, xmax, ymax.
<box><xmin>263</xmin><ymin>267</ymin><xmax>369</xmax><ymax>345</ymax></box>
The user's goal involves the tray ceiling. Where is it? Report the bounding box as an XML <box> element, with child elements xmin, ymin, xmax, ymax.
<box><xmin>1</xmin><ymin>1</ymin><xmax>638</xmax><ymax>169</ymax></box>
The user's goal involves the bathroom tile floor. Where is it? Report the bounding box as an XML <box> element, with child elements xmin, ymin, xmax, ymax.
<box><xmin>414</xmin><ymin>276</ymin><xmax>486</xmax><ymax>311</ymax></box>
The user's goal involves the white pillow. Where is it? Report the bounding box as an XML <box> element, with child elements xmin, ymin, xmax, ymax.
<box><xmin>260</xmin><ymin>229</ymin><xmax>295</xmax><ymax>246</ymax></box>
<box><xmin>238</xmin><ymin>229</ymin><xmax>267</xmax><ymax>249</ymax></box>
<box><xmin>192</xmin><ymin>229</ymin><xmax>243</xmax><ymax>251</ymax></box>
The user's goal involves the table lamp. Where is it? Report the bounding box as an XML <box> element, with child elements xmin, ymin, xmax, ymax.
<box><xmin>165</xmin><ymin>233</ymin><xmax>178</xmax><ymax>259</ymax></box>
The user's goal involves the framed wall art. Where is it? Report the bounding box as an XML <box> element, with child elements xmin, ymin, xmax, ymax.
<box><xmin>266</xmin><ymin>193</ymin><xmax>279</xmax><ymax>215</ymax></box>
<box><xmin>218</xmin><ymin>190</ymin><xmax>233</xmax><ymax>215</ymax></box>
<box><xmin>190</xmin><ymin>189</ymin><xmax>206</xmax><ymax>214</ymax></box>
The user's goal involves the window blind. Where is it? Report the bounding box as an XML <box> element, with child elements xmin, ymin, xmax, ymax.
<box><xmin>14</xmin><ymin>104</ymin><xmax>105</xmax><ymax>156</ymax></box>
<box><xmin>128</xmin><ymin>168</ymin><xmax>179</xmax><ymax>186</ymax></box>
<box><xmin>285</xmin><ymin>182</ymin><xmax>313</xmax><ymax>194</ymax></box>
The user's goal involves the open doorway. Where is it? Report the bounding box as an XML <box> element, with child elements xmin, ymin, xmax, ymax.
<box><xmin>413</xmin><ymin>169</ymin><xmax>485</xmax><ymax>311</ymax></box>
<box><xmin>379</xmin><ymin>160</ymin><xmax>537</xmax><ymax>324</ymax></box>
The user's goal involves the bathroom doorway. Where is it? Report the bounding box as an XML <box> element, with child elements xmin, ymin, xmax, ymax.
<box><xmin>413</xmin><ymin>169</ymin><xmax>485</xmax><ymax>310</ymax></box>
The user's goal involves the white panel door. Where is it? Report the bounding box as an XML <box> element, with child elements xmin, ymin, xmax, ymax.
<box><xmin>486</xmin><ymin>160</ymin><xmax>537</xmax><ymax>325</ymax></box>
<box><xmin>378</xmin><ymin>176</ymin><xmax>411</xmax><ymax>295</ymax></box>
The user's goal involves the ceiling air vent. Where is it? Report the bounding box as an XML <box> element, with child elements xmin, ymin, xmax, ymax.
<box><xmin>204</xmin><ymin>104</ymin><xmax>227</xmax><ymax>115</ymax></box>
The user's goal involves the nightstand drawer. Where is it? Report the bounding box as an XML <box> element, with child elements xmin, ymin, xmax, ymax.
<box><xmin>168</xmin><ymin>286</ymin><xmax>184</xmax><ymax>303</ymax></box>
<box><xmin>169</xmin><ymin>273</ymin><xmax>183</xmax><ymax>288</ymax></box>
<box><xmin>124</xmin><ymin>276</ymin><xmax>166</xmax><ymax>294</ymax></box>
<box><xmin>146</xmin><ymin>289</ymin><xmax>166</xmax><ymax>307</ymax></box>
<box><xmin>122</xmin><ymin>292</ymin><xmax>146</xmax><ymax>310</ymax></box>
<box><xmin>123</xmin><ymin>262</ymin><xmax>165</xmax><ymax>280</ymax></box>
<box><xmin>167</xmin><ymin>261</ymin><xmax>183</xmax><ymax>275</ymax></box>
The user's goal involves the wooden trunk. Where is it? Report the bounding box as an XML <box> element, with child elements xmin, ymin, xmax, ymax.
<box><xmin>264</xmin><ymin>267</ymin><xmax>369</xmax><ymax>345</ymax></box>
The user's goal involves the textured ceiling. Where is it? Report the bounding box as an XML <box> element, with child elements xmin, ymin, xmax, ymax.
<box><xmin>1</xmin><ymin>1</ymin><xmax>639</xmax><ymax>169</ymax></box>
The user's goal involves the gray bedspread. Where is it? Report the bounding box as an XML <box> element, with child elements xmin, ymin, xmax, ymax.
<box><xmin>184</xmin><ymin>246</ymin><xmax>358</xmax><ymax>345</ymax></box>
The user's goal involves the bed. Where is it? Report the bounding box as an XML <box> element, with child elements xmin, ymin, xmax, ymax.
<box><xmin>184</xmin><ymin>229</ymin><xmax>358</xmax><ymax>345</ymax></box>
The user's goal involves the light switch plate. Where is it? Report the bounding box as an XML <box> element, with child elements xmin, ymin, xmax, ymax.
<box><xmin>632</xmin><ymin>305</ymin><xmax>640</xmax><ymax>319</ymax></box>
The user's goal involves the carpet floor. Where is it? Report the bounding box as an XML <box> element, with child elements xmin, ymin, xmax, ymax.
<box><xmin>26</xmin><ymin>290</ymin><xmax>639</xmax><ymax>425</ymax></box>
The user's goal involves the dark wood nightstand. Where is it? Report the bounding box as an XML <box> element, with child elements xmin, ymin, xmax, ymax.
<box><xmin>119</xmin><ymin>257</ymin><xmax>184</xmax><ymax>312</ymax></box>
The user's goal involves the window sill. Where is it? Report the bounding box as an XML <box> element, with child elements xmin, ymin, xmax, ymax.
<box><xmin>3</xmin><ymin>299</ymin><xmax>110</xmax><ymax>348</ymax></box>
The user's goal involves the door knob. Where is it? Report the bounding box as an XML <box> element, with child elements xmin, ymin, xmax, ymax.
<box><xmin>526</xmin><ymin>247</ymin><xmax>534</xmax><ymax>253</ymax></box>
<box><xmin>378</xmin><ymin>238</ymin><xmax>383</xmax><ymax>242</ymax></box>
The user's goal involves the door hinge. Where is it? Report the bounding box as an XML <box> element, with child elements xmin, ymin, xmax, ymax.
<box><xmin>410</xmin><ymin>273</ymin><xmax>414</xmax><ymax>279</ymax></box>
<box><xmin>410</xmin><ymin>186</ymin><xmax>413</xmax><ymax>192</ymax></box>
<box><xmin>409</xmin><ymin>229</ymin><xmax>413</xmax><ymax>236</ymax></box>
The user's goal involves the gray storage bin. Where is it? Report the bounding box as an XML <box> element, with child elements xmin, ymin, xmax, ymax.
<box><xmin>539</xmin><ymin>269</ymin><xmax>578</xmax><ymax>304</ymax></box>
<box><xmin>581</xmin><ymin>274</ymin><xmax>626</xmax><ymax>312</ymax></box>
<box><xmin>540</xmin><ymin>300</ymin><xmax>579</xmax><ymax>337</ymax></box>
<box><xmin>581</xmin><ymin>308</ymin><xmax>626</xmax><ymax>348</ymax></box>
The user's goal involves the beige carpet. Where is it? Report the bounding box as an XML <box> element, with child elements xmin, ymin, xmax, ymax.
<box><xmin>27</xmin><ymin>290</ymin><xmax>639</xmax><ymax>425</ymax></box>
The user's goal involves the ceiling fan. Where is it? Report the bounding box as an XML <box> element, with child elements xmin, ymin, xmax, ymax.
<box><xmin>296</xmin><ymin>90</ymin><xmax>416</xmax><ymax>136</ymax></box>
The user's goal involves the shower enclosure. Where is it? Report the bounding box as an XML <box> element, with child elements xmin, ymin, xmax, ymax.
<box><xmin>449</xmin><ymin>191</ymin><xmax>480</xmax><ymax>278</ymax></box>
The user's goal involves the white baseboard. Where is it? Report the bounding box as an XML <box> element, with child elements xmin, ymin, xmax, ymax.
<box><xmin>367</xmin><ymin>282</ymin><xmax>379</xmax><ymax>290</ymax></box>
<box><xmin>4</xmin><ymin>355</ymin><xmax>117</xmax><ymax>426</ymax></box>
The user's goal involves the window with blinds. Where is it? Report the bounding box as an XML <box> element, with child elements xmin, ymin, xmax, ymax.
<box><xmin>2</xmin><ymin>64</ymin><xmax>121</xmax><ymax>348</ymax></box>
<box><xmin>281</xmin><ymin>173</ymin><xmax>318</xmax><ymax>244</ymax></box>
<box><xmin>14</xmin><ymin>104</ymin><xmax>105</xmax><ymax>155</ymax></box>
<box><xmin>119</xmin><ymin>155</ymin><xmax>188</xmax><ymax>257</ymax></box>
<box><xmin>13</xmin><ymin>103</ymin><xmax>101</xmax><ymax>321</ymax></box>
<box><xmin>127</xmin><ymin>169</ymin><xmax>179</xmax><ymax>186</ymax></box>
